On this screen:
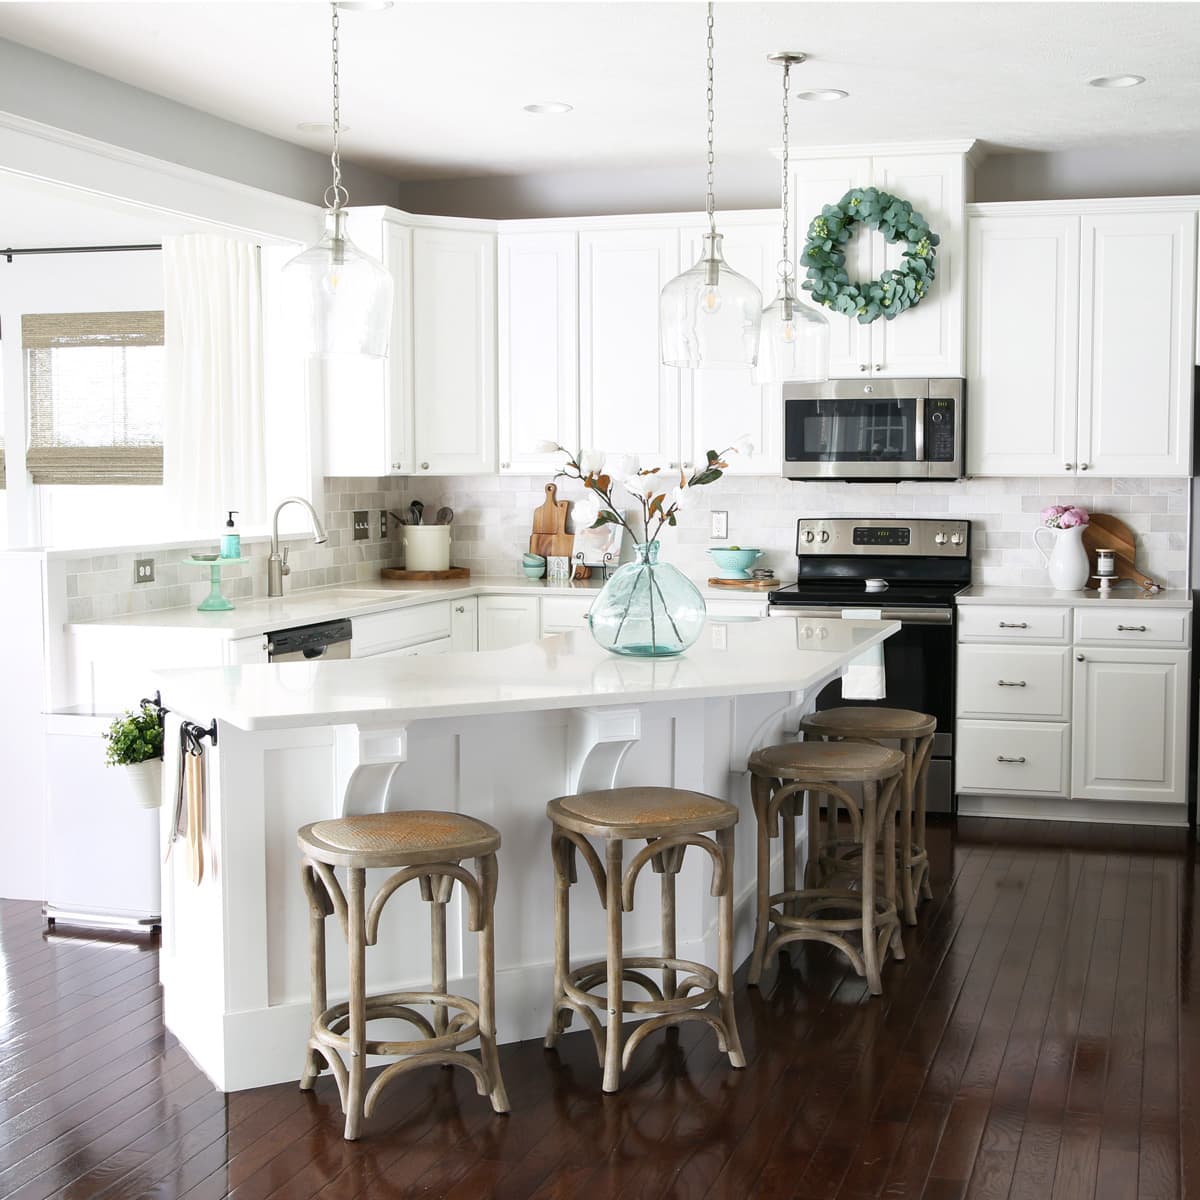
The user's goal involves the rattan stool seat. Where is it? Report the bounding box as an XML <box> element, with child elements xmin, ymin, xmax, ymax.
<box><xmin>748</xmin><ymin>740</ymin><xmax>905</xmax><ymax>782</ymax></box>
<box><xmin>799</xmin><ymin>705</ymin><xmax>936</xmax><ymax>742</ymax></box>
<box><xmin>552</xmin><ymin>787</ymin><xmax>737</xmax><ymax>837</ymax></box>
<box><xmin>300</xmin><ymin>811</ymin><xmax>499</xmax><ymax>867</ymax></box>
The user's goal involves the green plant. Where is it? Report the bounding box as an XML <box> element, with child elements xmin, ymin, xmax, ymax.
<box><xmin>801</xmin><ymin>187</ymin><xmax>939</xmax><ymax>324</ymax></box>
<box><xmin>103</xmin><ymin>703</ymin><xmax>164</xmax><ymax>767</ymax></box>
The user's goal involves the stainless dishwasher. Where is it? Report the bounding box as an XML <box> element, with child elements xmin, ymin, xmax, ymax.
<box><xmin>266</xmin><ymin>618</ymin><xmax>353</xmax><ymax>662</ymax></box>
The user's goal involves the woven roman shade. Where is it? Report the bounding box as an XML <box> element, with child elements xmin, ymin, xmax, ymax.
<box><xmin>24</xmin><ymin>311</ymin><xmax>165</xmax><ymax>484</ymax></box>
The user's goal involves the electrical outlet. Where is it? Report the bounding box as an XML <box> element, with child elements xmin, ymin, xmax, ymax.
<box><xmin>379</xmin><ymin>510</ymin><xmax>388</xmax><ymax>539</ymax></box>
<box><xmin>710</xmin><ymin>510</ymin><xmax>729</xmax><ymax>540</ymax></box>
<box><xmin>353</xmin><ymin>510</ymin><xmax>370</xmax><ymax>541</ymax></box>
<box><xmin>134</xmin><ymin>558</ymin><xmax>155</xmax><ymax>584</ymax></box>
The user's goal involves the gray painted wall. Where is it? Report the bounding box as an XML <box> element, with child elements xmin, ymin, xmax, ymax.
<box><xmin>0</xmin><ymin>37</ymin><xmax>402</xmax><ymax>208</ymax></box>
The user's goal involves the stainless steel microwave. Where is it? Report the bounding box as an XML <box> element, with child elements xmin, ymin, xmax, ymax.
<box><xmin>782</xmin><ymin>377</ymin><xmax>964</xmax><ymax>481</ymax></box>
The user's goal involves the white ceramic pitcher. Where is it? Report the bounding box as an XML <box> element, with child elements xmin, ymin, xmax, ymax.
<box><xmin>1033</xmin><ymin>523</ymin><xmax>1090</xmax><ymax>590</ymax></box>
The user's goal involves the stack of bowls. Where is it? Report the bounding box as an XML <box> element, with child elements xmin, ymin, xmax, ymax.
<box><xmin>522</xmin><ymin>552</ymin><xmax>546</xmax><ymax>580</ymax></box>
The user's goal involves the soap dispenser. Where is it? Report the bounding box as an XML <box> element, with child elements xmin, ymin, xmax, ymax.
<box><xmin>220</xmin><ymin>511</ymin><xmax>241</xmax><ymax>559</ymax></box>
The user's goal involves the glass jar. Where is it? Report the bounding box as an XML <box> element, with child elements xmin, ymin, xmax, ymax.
<box><xmin>587</xmin><ymin>542</ymin><xmax>706</xmax><ymax>657</ymax></box>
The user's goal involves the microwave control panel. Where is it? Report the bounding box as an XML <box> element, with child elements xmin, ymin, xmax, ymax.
<box><xmin>924</xmin><ymin>396</ymin><xmax>957</xmax><ymax>462</ymax></box>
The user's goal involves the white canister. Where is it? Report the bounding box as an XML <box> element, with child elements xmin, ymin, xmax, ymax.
<box><xmin>403</xmin><ymin>525</ymin><xmax>452</xmax><ymax>572</ymax></box>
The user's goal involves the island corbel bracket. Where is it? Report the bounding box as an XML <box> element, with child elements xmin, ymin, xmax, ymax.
<box><xmin>567</xmin><ymin>707</ymin><xmax>642</xmax><ymax>794</ymax></box>
<box><xmin>340</xmin><ymin>724</ymin><xmax>410</xmax><ymax>816</ymax></box>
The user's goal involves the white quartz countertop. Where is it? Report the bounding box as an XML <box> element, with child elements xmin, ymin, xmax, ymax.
<box><xmin>69</xmin><ymin>575</ymin><xmax>780</xmax><ymax>639</ymax></box>
<box><xmin>955</xmin><ymin>584</ymin><xmax>1193</xmax><ymax>608</ymax></box>
<box><xmin>152</xmin><ymin>616</ymin><xmax>896</xmax><ymax>732</ymax></box>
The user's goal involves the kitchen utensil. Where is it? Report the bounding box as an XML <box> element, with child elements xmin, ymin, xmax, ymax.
<box><xmin>409</xmin><ymin>500</ymin><xmax>424</xmax><ymax>526</ymax></box>
<box><xmin>389</xmin><ymin>509</ymin><xmax>407</xmax><ymax>526</ymax></box>
<box><xmin>529</xmin><ymin>483</ymin><xmax>574</xmax><ymax>561</ymax></box>
<box><xmin>708</xmin><ymin>547</ymin><xmax>763</xmax><ymax>579</ymax></box>
<box><xmin>1082</xmin><ymin>513</ymin><xmax>1159</xmax><ymax>590</ymax></box>
<box><xmin>435</xmin><ymin>506</ymin><xmax>454</xmax><ymax>526</ymax></box>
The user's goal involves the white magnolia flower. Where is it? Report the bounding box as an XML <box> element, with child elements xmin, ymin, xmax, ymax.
<box><xmin>622</xmin><ymin>473</ymin><xmax>660</xmax><ymax>501</ymax></box>
<box><xmin>579</xmin><ymin>449</ymin><xmax>606</xmax><ymax>475</ymax></box>
<box><xmin>533</xmin><ymin>439</ymin><xmax>560</xmax><ymax>454</ymax></box>
<box><xmin>669</xmin><ymin>485</ymin><xmax>689</xmax><ymax>511</ymax></box>
<box><xmin>608</xmin><ymin>454</ymin><xmax>639</xmax><ymax>480</ymax></box>
<box><xmin>730</xmin><ymin>435</ymin><xmax>756</xmax><ymax>457</ymax></box>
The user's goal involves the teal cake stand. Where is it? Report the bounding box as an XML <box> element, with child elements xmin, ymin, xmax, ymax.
<box><xmin>184</xmin><ymin>556</ymin><xmax>249</xmax><ymax>612</ymax></box>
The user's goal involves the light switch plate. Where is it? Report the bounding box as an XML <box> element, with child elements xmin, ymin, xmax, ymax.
<box><xmin>134</xmin><ymin>558</ymin><xmax>155</xmax><ymax>584</ymax></box>
<box><xmin>710</xmin><ymin>510</ymin><xmax>729</xmax><ymax>540</ymax></box>
<box><xmin>353</xmin><ymin>511</ymin><xmax>370</xmax><ymax>541</ymax></box>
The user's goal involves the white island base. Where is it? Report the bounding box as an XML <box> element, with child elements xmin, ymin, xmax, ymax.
<box><xmin>154</xmin><ymin>617</ymin><xmax>897</xmax><ymax>1092</ymax></box>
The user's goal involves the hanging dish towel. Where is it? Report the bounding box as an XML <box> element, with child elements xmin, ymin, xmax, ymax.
<box><xmin>841</xmin><ymin>609</ymin><xmax>887</xmax><ymax>701</ymax></box>
<box><xmin>165</xmin><ymin>719</ymin><xmax>206</xmax><ymax>885</ymax></box>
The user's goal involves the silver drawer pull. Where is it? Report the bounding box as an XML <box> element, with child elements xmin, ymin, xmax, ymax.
<box><xmin>998</xmin><ymin>621</ymin><xmax>1028</xmax><ymax>629</ymax></box>
<box><xmin>996</xmin><ymin>755</ymin><xmax>1027</xmax><ymax>764</ymax></box>
<box><xmin>997</xmin><ymin>680</ymin><xmax>1027</xmax><ymax>687</ymax></box>
<box><xmin>1116</xmin><ymin>624</ymin><xmax>1147</xmax><ymax>632</ymax></box>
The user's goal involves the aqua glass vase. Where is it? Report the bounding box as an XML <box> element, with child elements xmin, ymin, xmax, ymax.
<box><xmin>587</xmin><ymin>541</ymin><xmax>706</xmax><ymax>657</ymax></box>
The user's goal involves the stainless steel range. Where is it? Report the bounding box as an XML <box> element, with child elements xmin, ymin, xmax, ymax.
<box><xmin>767</xmin><ymin>517</ymin><xmax>972</xmax><ymax>813</ymax></box>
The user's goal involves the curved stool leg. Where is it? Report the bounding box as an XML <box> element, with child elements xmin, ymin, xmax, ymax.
<box><xmin>545</xmin><ymin>831</ymin><xmax>572</xmax><ymax>1048</ymax></box>
<box><xmin>748</xmin><ymin>773</ymin><xmax>772</xmax><ymax>987</ymax></box>
<box><xmin>716</xmin><ymin>827</ymin><xmax>746</xmax><ymax>1067</ymax></box>
<box><xmin>898</xmin><ymin>737</ymin><xmax>917</xmax><ymax>925</ymax></box>
<box><xmin>859</xmin><ymin>784</ymin><xmax>882</xmax><ymax>996</ymax></box>
<box><xmin>344</xmin><ymin>866</ymin><xmax>367</xmax><ymax>1141</ymax></box>
<box><xmin>602</xmin><ymin>838</ymin><xmax>624</xmax><ymax>1093</ymax></box>
<box><xmin>300</xmin><ymin>862</ymin><xmax>330</xmax><ymax>1090</ymax></box>
<box><xmin>476</xmin><ymin>853</ymin><xmax>510</xmax><ymax>1113</ymax></box>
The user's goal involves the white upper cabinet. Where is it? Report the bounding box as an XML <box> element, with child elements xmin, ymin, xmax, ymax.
<box><xmin>791</xmin><ymin>151</ymin><xmax>968</xmax><ymax>379</ymax></box>
<box><xmin>1077</xmin><ymin>211</ymin><xmax>1196</xmax><ymax>476</ymax></box>
<box><xmin>412</xmin><ymin>226</ymin><xmax>497</xmax><ymax>475</ymax></box>
<box><xmin>497</xmin><ymin>232</ymin><xmax>579</xmax><ymax>473</ymax></box>
<box><xmin>967</xmin><ymin>215</ymin><xmax>1080</xmax><ymax>476</ymax></box>
<box><xmin>967</xmin><ymin>204</ymin><xmax>1196</xmax><ymax>478</ymax></box>
<box><xmin>578</xmin><ymin>227</ymin><xmax>680</xmax><ymax>470</ymax></box>
<box><xmin>678</xmin><ymin>217</ymin><xmax>782</xmax><ymax>474</ymax></box>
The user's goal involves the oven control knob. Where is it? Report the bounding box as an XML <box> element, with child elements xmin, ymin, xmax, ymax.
<box><xmin>800</xmin><ymin>624</ymin><xmax>814</xmax><ymax>638</ymax></box>
<box><xmin>818</xmin><ymin>530</ymin><xmax>830</xmax><ymax>543</ymax></box>
<box><xmin>950</xmin><ymin>532</ymin><xmax>964</xmax><ymax>545</ymax></box>
<box><xmin>934</xmin><ymin>532</ymin><xmax>948</xmax><ymax>545</ymax></box>
<box><xmin>803</xmin><ymin>530</ymin><xmax>816</xmax><ymax>543</ymax></box>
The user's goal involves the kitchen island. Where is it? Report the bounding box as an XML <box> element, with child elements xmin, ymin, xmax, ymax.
<box><xmin>153</xmin><ymin>615</ymin><xmax>897</xmax><ymax>1091</ymax></box>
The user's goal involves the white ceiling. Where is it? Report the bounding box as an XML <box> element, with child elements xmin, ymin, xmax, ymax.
<box><xmin>0</xmin><ymin>1</ymin><xmax>1198</xmax><ymax>182</ymax></box>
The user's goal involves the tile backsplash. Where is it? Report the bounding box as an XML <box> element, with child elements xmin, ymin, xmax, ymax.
<box><xmin>64</xmin><ymin>472</ymin><xmax>1190</xmax><ymax>622</ymax></box>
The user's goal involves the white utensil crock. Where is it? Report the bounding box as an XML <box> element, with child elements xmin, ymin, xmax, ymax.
<box><xmin>1033</xmin><ymin>523</ymin><xmax>1089</xmax><ymax>591</ymax></box>
<box><xmin>403</xmin><ymin>525</ymin><xmax>452</xmax><ymax>571</ymax></box>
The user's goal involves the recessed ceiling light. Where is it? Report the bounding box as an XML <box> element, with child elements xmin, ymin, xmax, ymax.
<box><xmin>1088</xmin><ymin>74</ymin><xmax>1146</xmax><ymax>89</ymax></box>
<box><xmin>796</xmin><ymin>88</ymin><xmax>849</xmax><ymax>103</ymax></box>
<box><xmin>523</xmin><ymin>101</ymin><xmax>574</xmax><ymax>115</ymax></box>
<box><xmin>335</xmin><ymin>2</ymin><xmax>394</xmax><ymax>10</ymax></box>
<box><xmin>297</xmin><ymin>121</ymin><xmax>350</xmax><ymax>135</ymax></box>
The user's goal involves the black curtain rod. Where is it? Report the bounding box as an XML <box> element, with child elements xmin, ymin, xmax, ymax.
<box><xmin>3</xmin><ymin>244</ymin><xmax>162</xmax><ymax>264</ymax></box>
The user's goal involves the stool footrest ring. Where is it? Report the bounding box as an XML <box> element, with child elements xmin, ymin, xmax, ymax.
<box><xmin>314</xmin><ymin>991</ymin><xmax>481</xmax><ymax>1057</ymax></box>
<box><xmin>564</xmin><ymin>956</ymin><xmax>718</xmax><ymax>1015</ymax></box>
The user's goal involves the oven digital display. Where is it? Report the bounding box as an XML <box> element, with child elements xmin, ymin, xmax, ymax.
<box><xmin>853</xmin><ymin>526</ymin><xmax>911</xmax><ymax>546</ymax></box>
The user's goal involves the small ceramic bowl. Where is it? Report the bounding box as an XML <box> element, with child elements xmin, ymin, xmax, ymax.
<box><xmin>522</xmin><ymin>564</ymin><xmax>546</xmax><ymax>579</ymax></box>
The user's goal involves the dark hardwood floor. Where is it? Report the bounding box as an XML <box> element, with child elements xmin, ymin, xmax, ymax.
<box><xmin>2</xmin><ymin>816</ymin><xmax>1198</xmax><ymax>1199</ymax></box>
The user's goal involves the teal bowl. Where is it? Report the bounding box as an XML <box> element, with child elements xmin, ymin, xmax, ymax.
<box><xmin>707</xmin><ymin>547</ymin><xmax>763</xmax><ymax>579</ymax></box>
<box><xmin>522</xmin><ymin>563</ymin><xmax>546</xmax><ymax>579</ymax></box>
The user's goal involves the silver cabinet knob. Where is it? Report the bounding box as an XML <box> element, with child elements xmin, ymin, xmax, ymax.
<box><xmin>391</xmin><ymin>462</ymin><xmax>404</xmax><ymax>471</ymax></box>
<box><xmin>1076</xmin><ymin>654</ymin><xmax>1085</xmax><ymax>662</ymax></box>
<box><xmin>500</xmin><ymin>462</ymin><xmax>510</xmax><ymax>469</ymax></box>
<box><xmin>873</xmin><ymin>363</ymin><xmax>884</xmax><ymax>371</ymax></box>
<box><xmin>421</xmin><ymin>462</ymin><xmax>430</xmax><ymax>470</ymax></box>
<box><xmin>859</xmin><ymin>364</ymin><xmax>869</xmax><ymax>372</ymax></box>
<box><xmin>1079</xmin><ymin>462</ymin><xmax>1089</xmax><ymax>471</ymax></box>
<box><xmin>455</xmin><ymin>605</ymin><xmax>466</xmax><ymax>613</ymax></box>
<box><xmin>1065</xmin><ymin>463</ymin><xmax>1075</xmax><ymax>471</ymax></box>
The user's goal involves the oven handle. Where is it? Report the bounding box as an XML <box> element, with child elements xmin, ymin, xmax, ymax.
<box><xmin>773</xmin><ymin>607</ymin><xmax>953</xmax><ymax>626</ymax></box>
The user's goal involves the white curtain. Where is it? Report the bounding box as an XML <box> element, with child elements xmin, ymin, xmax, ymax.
<box><xmin>163</xmin><ymin>235</ymin><xmax>267</xmax><ymax>533</ymax></box>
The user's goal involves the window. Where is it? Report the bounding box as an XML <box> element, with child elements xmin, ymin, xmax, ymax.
<box><xmin>24</xmin><ymin>311</ymin><xmax>164</xmax><ymax>484</ymax></box>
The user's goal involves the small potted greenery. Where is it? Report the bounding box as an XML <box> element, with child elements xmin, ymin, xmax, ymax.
<box><xmin>103</xmin><ymin>702</ymin><xmax>165</xmax><ymax>809</ymax></box>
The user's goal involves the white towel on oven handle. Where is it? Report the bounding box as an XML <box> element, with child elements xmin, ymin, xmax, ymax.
<box><xmin>840</xmin><ymin>608</ymin><xmax>886</xmax><ymax>701</ymax></box>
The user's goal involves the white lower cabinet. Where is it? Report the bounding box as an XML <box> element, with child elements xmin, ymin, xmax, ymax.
<box><xmin>451</xmin><ymin>597</ymin><xmax>478</xmax><ymax>652</ymax></box>
<box><xmin>956</xmin><ymin>720</ymin><xmax>1071</xmax><ymax>796</ymax></box>
<box><xmin>956</xmin><ymin>644</ymin><xmax>1070</xmax><ymax>720</ymax></box>
<box><xmin>477</xmin><ymin>595</ymin><xmax>540</xmax><ymax>651</ymax></box>
<box><xmin>540</xmin><ymin>594</ymin><xmax>595</xmax><ymax>635</ymax></box>
<box><xmin>352</xmin><ymin>602</ymin><xmax>452</xmax><ymax>657</ymax></box>
<box><xmin>1071</xmin><ymin>647</ymin><xmax>1189</xmax><ymax>804</ymax></box>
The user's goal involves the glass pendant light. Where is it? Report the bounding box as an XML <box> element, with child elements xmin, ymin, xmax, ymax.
<box><xmin>285</xmin><ymin>3</ymin><xmax>393</xmax><ymax>358</ymax></box>
<box><xmin>753</xmin><ymin>53</ymin><xmax>829</xmax><ymax>384</ymax></box>
<box><xmin>660</xmin><ymin>3</ymin><xmax>762</xmax><ymax>369</ymax></box>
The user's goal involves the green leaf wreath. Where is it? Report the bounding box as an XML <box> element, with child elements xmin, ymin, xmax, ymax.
<box><xmin>800</xmin><ymin>187</ymin><xmax>939</xmax><ymax>324</ymax></box>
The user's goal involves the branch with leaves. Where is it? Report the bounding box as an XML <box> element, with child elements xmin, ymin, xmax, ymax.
<box><xmin>534</xmin><ymin>438</ymin><xmax>754</xmax><ymax>546</ymax></box>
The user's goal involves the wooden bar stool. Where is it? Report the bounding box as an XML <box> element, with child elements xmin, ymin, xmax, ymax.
<box><xmin>297</xmin><ymin>811</ymin><xmax>509</xmax><ymax>1140</ymax></box>
<box><xmin>747</xmin><ymin>741</ymin><xmax>905</xmax><ymax>995</ymax></box>
<box><xmin>544</xmin><ymin>787</ymin><xmax>745</xmax><ymax>1093</ymax></box>
<box><xmin>799</xmin><ymin>707</ymin><xmax>937</xmax><ymax>925</ymax></box>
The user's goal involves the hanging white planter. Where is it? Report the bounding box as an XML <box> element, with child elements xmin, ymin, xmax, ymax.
<box><xmin>124</xmin><ymin>759</ymin><xmax>164</xmax><ymax>810</ymax></box>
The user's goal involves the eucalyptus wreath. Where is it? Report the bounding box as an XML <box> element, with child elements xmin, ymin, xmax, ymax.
<box><xmin>800</xmin><ymin>187</ymin><xmax>939</xmax><ymax>324</ymax></box>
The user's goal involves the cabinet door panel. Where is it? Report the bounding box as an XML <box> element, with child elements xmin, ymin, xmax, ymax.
<box><xmin>966</xmin><ymin>215</ymin><xmax>1080</xmax><ymax>476</ymax></box>
<box><xmin>871</xmin><ymin>155</ymin><xmax>964</xmax><ymax>376</ymax></box>
<box><xmin>412</xmin><ymin>227</ymin><xmax>496</xmax><ymax>475</ymax></box>
<box><xmin>679</xmin><ymin>221</ymin><xmax>780</xmax><ymax>474</ymax></box>
<box><xmin>790</xmin><ymin>158</ymin><xmax>872</xmax><ymax>377</ymax></box>
<box><xmin>498</xmin><ymin>232</ymin><xmax>578</xmax><ymax>474</ymax></box>
<box><xmin>1077</xmin><ymin>211</ymin><xmax>1196</xmax><ymax>476</ymax></box>
<box><xmin>579</xmin><ymin>228</ymin><xmax>679</xmax><ymax>468</ymax></box>
<box><xmin>477</xmin><ymin>596</ymin><xmax>540</xmax><ymax>650</ymax></box>
<box><xmin>1071</xmin><ymin>648</ymin><xmax>1188</xmax><ymax>804</ymax></box>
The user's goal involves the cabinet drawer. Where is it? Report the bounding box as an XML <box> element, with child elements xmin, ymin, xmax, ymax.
<box><xmin>541</xmin><ymin>594</ymin><xmax>595</xmax><ymax>634</ymax></box>
<box><xmin>957</xmin><ymin>645</ymin><xmax>1070</xmax><ymax>720</ymax></box>
<box><xmin>352</xmin><ymin>602</ymin><xmax>452</xmax><ymax>656</ymax></box>
<box><xmin>957</xmin><ymin>605</ymin><xmax>1071</xmax><ymax>644</ymax></box>
<box><xmin>1073</xmin><ymin>606</ymin><xmax>1190</xmax><ymax>648</ymax></box>
<box><xmin>956</xmin><ymin>720</ymin><xmax>1069</xmax><ymax>796</ymax></box>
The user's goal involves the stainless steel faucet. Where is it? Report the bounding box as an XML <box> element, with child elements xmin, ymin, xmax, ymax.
<box><xmin>267</xmin><ymin>496</ymin><xmax>328</xmax><ymax>597</ymax></box>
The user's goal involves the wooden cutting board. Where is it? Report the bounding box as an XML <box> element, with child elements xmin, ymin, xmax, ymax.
<box><xmin>707</xmin><ymin>577</ymin><xmax>781</xmax><ymax>591</ymax></box>
<box><xmin>1081</xmin><ymin>513</ymin><xmax>1159</xmax><ymax>590</ymax></box>
<box><xmin>529</xmin><ymin>482</ymin><xmax>574</xmax><ymax>560</ymax></box>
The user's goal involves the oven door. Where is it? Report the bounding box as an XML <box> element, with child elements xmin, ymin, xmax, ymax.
<box><xmin>775</xmin><ymin>605</ymin><xmax>958</xmax><ymax>812</ymax></box>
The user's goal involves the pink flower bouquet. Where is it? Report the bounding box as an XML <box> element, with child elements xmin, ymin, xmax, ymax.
<box><xmin>1040</xmin><ymin>504</ymin><xmax>1089</xmax><ymax>529</ymax></box>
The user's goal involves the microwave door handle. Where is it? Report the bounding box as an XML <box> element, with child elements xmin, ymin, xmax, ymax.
<box><xmin>914</xmin><ymin>395</ymin><xmax>926</xmax><ymax>463</ymax></box>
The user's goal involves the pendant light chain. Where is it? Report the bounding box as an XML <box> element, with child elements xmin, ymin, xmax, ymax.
<box><xmin>779</xmin><ymin>59</ymin><xmax>792</xmax><ymax>281</ymax></box>
<box><xmin>705</xmin><ymin>1</ymin><xmax>716</xmax><ymax>235</ymax></box>
<box><xmin>326</xmin><ymin>3</ymin><xmax>349</xmax><ymax>211</ymax></box>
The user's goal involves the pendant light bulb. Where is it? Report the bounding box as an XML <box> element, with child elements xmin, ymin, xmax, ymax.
<box><xmin>284</xmin><ymin>4</ymin><xmax>393</xmax><ymax>359</ymax></box>
<box><xmin>660</xmin><ymin>5</ymin><xmax>762</xmax><ymax>369</ymax></box>
<box><xmin>754</xmin><ymin>52</ymin><xmax>829</xmax><ymax>384</ymax></box>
